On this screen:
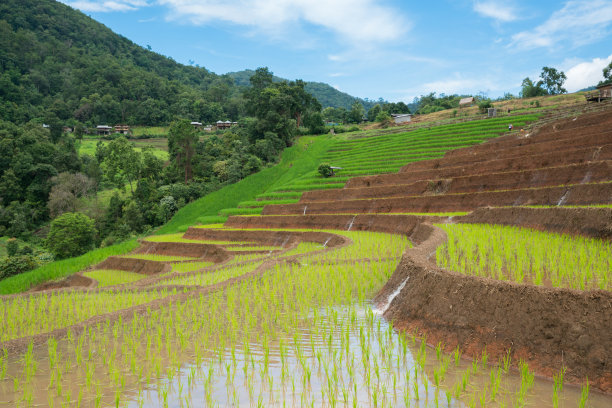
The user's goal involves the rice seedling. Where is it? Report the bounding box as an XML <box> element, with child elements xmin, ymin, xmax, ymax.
<box><xmin>122</xmin><ymin>254</ymin><xmax>199</xmax><ymax>262</ymax></box>
<box><xmin>83</xmin><ymin>270</ymin><xmax>146</xmax><ymax>287</ymax></box>
<box><xmin>436</xmin><ymin>223</ymin><xmax>611</xmax><ymax>291</ymax></box>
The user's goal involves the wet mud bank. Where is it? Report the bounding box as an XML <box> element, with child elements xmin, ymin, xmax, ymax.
<box><xmin>458</xmin><ymin>207</ymin><xmax>612</xmax><ymax>239</ymax></box>
<box><xmin>224</xmin><ymin>214</ymin><xmax>441</xmax><ymax>236</ymax></box>
<box><xmin>376</xmin><ymin>224</ymin><xmax>612</xmax><ymax>393</ymax></box>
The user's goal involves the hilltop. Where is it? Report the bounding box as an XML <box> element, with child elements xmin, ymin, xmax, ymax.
<box><xmin>228</xmin><ymin>69</ymin><xmax>379</xmax><ymax>110</ymax></box>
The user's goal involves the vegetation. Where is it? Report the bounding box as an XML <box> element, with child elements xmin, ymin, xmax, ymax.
<box><xmin>521</xmin><ymin>66</ymin><xmax>567</xmax><ymax>98</ymax></box>
<box><xmin>0</xmin><ymin>239</ymin><xmax>138</xmax><ymax>294</ymax></box>
<box><xmin>83</xmin><ymin>269</ymin><xmax>145</xmax><ymax>287</ymax></box>
<box><xmin>45</xmin><ymin>212</ymin><xmax>97</xmax><ymax>259</ymax></box>
<box><xmin>436</xmin><ymin>224</ymin><xmax>611</xmax><ymax>291</ymax></box>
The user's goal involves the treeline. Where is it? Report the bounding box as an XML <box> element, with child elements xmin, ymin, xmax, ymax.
<box><xmin>0</xmin><ymin>0</ymin><xmax>244</xmax><ymax>127</ymax></box>
<box><xmin>0</xmin><ymin>67</ymin><xmax>323</xmax><ymax>279</ymax></box>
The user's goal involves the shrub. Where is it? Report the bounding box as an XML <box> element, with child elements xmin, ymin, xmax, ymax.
<box><xmin>478</xmin><ymin>99</ymin><xmax>493</xmax><ymax>113</ymax></box>
<box><xmin>45</xmin><ymin>212</ymin><xmax>97</xmax><ymax>259</ymax></box>
<box><xmin>0</xmin><ymin>255</ymin><xmax>39</xmax><ymax>280</ymax></box>
<box><xmin>6</xmin><ymin>238</ymin><xmax>18</xmax><ymax>257</ymax></box>
<box><xmin>318</xmin><ymin>163</ymin><xmax>334</xmax><ymax>178</ymax></box>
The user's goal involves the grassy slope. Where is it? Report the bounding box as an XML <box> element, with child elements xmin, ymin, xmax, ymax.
<box><xmin>0</xmin><ymin>240</ymin><xmax>139</xmax><ymax>294</ymax></box>
<box><xmin>155</xmin><ymin>134</ymin><xmax>334</xmax><ymax>234</ymax></box>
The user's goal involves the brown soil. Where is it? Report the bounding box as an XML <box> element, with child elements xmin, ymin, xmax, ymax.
<box><xmin>95</xmin><ymin>256</ymin><xmax>172</xmax><ymax>275</ymax></box>
<box><xmin>135</xmin><ymin>241</ymin><xmax>230</xmax><ymax>262</ymax></box>
<box><xmin>458</xmin><ymin>207</ymin><xmax>612</xmax><ymax>239</ymax></box>
<box><xmin>347</xmin><ymin>145</ymin><xmax>612</xmax><ymax>188</ymax></box>
<box><xmin>375</xmin><ymin>224</ymin><xmax>612</xmax><ymax>393</ymax></box>
<box><xmin>224</xmin><ymin>214</ymin><xmax>442</xmax><ymax>235</ymax></box>
<box><xmin>29</xmin><ymin>273</ymin><xmax>97</xmax><ymax>292</ymax></box>
<box><xmin>263</xmin><ymin>183</ymin><xmax>612</xmax><ymax>215</ymax></box>
<box><xmin>183</xmin><ymin>228</ymin><xmax>348</xmax><ymax>248</ymax></box>
<box><xmin>303</xmin><ymin>161</ymin><xmax>610</xmax><ymax>202</ymax></box>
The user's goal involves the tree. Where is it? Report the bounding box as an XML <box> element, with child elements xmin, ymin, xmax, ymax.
<box><xmin>168</xmin><ymin>120</ymin><xmax>199</xmax><ymax>183</ymax></box>
<box><xmin>45</xmin><ymin>212</ymin><xmax>97</xmax><ymax>259</ymax></box>
<box><xmin>599</xmin><ymin>60</ymin><xmax>612</xmax><ymax>86</ymax></box>
<box><xmin>539</xmin><ymin>67</ymin><xmax>567</xmax><ymax>95</ymax></box>
<box><xmin>520</xmin><ymin>77</ymin><xmax>547</xmax><ymax>98</ymax></box>
<box><xmin>101</xmin><ymin>137</ymin><xmax>141</xmax><ymax>192</ymax></box>
<box><xmin>367</xmin><ymin>104</ymin><xmax>382</xmax><ymax>122</ymax></box>
<box><xmin>348</xmin><ymin>101</ymin><xmax>365</xmax><ymax>124</ymax></box>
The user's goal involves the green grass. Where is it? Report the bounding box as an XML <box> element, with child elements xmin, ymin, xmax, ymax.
<box><xmin>83</xmin><ymin>270</ymin><xmax>146</xmax><ymax>287</ymax></box>
<box><xmin>436</xmin><ymin>223</ymin><xmax>611</xmax><ymax>291</ymax></box>
<box><xmin>238</xmin><ymin>199</ymin><xmax>300</xmax><ymax>208</ymax></box>
<box><xmin>155</xmin><ymin>135</ymin><xmax>335</xmax><ymax>234</ymax></box>
<box><xmin>0</xmin><ymin>240</ymin><xmax>139</xmax><ymax>294</ymax></box>
<box><xmin>77</xmin><ymin>138</ymin><xmax>169</xmax><ymax>160</ymax></box>
<box><xmin>131</xmin><ymin>126</ymin><xmax>168</xmax><ymax>137</ymax></box>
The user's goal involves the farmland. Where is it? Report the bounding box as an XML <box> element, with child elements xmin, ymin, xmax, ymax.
<box><xmin>0</xmin><ymin>101</ymin><xmax>611</xmax><ymax>407</ymax></box>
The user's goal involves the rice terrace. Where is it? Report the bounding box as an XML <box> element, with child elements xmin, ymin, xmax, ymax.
<box><xmin>0</xmin><ymin>98</ymin><xmax>611</xmax><ymax>408</ymax></box>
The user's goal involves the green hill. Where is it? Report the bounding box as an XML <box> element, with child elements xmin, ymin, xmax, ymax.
<box><xmin>0</xmin><ymin>0</ymin><xmax>242</xmax><ymax>126</ymax></box>
<box><xmin>228</xmin><ymin>69</ymin><xmax>379</xmax><ymax>110</ymax></box>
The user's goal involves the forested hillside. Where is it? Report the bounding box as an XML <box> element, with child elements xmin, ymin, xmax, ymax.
<box><xmin>229</xmin><ymin>69</ymin><xmax>378</xmax><ymax>111</ymax></box>
<box><xmin>0</xmin><ymin>0</ymin><xmax>245</xmax><ymax>127</ymax></box>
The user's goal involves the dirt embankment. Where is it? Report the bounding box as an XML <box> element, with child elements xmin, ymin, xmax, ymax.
<box><xmin>182</xmin><ymin>228</ymin><xmax>348</xmax><ymax>248</ymax></box>
<box><xmin>303</xmin><ymin>161</ymin><xmax>610</xmax><ymax>202</ymax></box>
<box><xmin>376</xmin><ymin>224</ymin><xmax>612</xmax><ymax>393</ymax></box>
<box><xmin>401</xmin><ymin>131</ymin><xmax>612</xmax><ymax>173</ymax></box>
<box><xmin>95</xmin><ymin>256</ymin><xmax>171</xmax><ymax>275</ymax></box>
<box><xmin>347</xmin><ymin>145</ymin><xmax>612</xmax><ymax>188</ymax></box>
<box><xmin>136</xmin><ymin>241</ymin><xmax>230</xmax><ymax>262</ymax></box>
<box><xmin>29</xmin><ymin>274</ymin><xmax>97</xmax><ymax>292</ymax></box>
<box><xmin>224</xmin><ymin>214</ymin><xmax>441</xmax><ymax>235</ymax></box>
<box><xmin>263</xmin><ymin>183</ymin><xmax>612</xmax><ymax>215</ymax></box>
<box><xmin>457</xmin><ymin>207</ymin><xmax>612</xmax><ymax>240</ymax></box>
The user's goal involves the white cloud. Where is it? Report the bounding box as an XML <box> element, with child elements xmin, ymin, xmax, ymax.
<box><xmin>158</xmin><ymin>0</ymin><xmax>408</xmax><ymax>47</ymax></box>
<box><xmin>511</xmin><ymin>0</ymin><xmax>612</xmax><ymax>50</ymax></box>
<box><xmin>61</xmin><ymin>0</ymin><xmax>149</xmax><ymax>12</ymax></box>
<box><xmin>564</xmin><ymin>54</ymin><xmax>612</xmax><ymax>92</ymax></box>
<box><xmin>473</xmin><ymin>1</ymin><xmax>518</xmax><ymax>22</ymax></box>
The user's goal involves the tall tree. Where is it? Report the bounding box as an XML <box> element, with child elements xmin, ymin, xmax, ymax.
<box><xmin>168</xmin><ymin>120</ymin><xmax>199</xmax><ymax>183</ymax></box>
<box><xmin>539</xmin><ymin>67</ymin><xmax>567</xmax><ymax>95</ymax></box>
<box><xmin>600</xmin><ymin>60</ymin><xmax>612</xmax><ymax>86</ymax></box>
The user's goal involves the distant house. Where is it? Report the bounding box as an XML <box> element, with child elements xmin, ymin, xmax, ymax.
<box><xmin>586</xmin><ymin>83</ymin><xmax>612</xmax><ymax>102</ymax></box>
<box><xmin>96</xmin><ymin>125</ymin><xmax>112</xmax><ymax>136</ymax></box>
<box><xmin>191</xmin><ymin>121</ymin><xmax>202</xmax><ymax>130</ymax></box>
<box><xmin>113</xmin><ymin>124</ymin><xmax>131</xmax><ymax>135</ymax></box>
<box><xmin>216</xmin><ymin>120</ymin><xmax>237</xmax><ymax>130</ymax></box>
<box><xmin>62</xmin><ymin>126</ymin><xmax>73</xmax><ymax>133</ymax></box>
<box><xmin>459</xmin><ymin>97</ymin><xmax>475</xmax><ymax>108</ymax></box>
<box><xmin>203</xmin><ymin>125</ymin><xmax>213</xmax><ymax>132</ymax></box>
<box><xmin>391</xmin><ymin>113</ymin><xmax>412</xmax><ymax>124</ymax></box>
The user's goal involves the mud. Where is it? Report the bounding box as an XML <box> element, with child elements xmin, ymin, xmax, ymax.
<box><xmin>95</xmin><ymin>256</ymin><xmax>172</xmax><ymax>275</ymax></box>
<box><xmin>224</xmin><ymin>214</ymin><xmax>443</xmax><ymax>235</ymax></box>
<box><xmin>376</xmin><ymin>224</ymin><xmax>612</xmax><ymax>393</ymax></box>
<box><xmin>457</xmin><ymin>206</ymin><xmax>612</xmax><ymax>239</ymax></box>
<box><xmin>347</xmin><ymin>145</ymin><xmax>612</xmax><ymax>188</ymax></box>
<box><xmin>303</xmin><ymin>161</ymin><xmax>610</xmax><ymax>202</ymax></box>
<box><xmin>29</xmin><ymin>273</ymin><xmax>97</xmax><ymax>292</ymax></box>
<box><xmin>183</xmin><ymin>228</ymin><xmax>348</xmax><ymax>248</ymax></box>
<box><xmin>135</xmin><ymin>241</ymin><xmax>230</xmax><ymax>262</ymax></box>
<box><xmin>263</xmin><ymin>182</ymin><xmax>612</xmax><ymax>215</ymax></box>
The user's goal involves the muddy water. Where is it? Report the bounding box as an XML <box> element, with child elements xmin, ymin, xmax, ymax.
<box><xmin>113</xmin><ymin>306</ymin><xmax>608</xmax><ymax>408</ymax></box>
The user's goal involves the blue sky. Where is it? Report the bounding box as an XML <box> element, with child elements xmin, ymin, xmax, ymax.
<box><xmin>59</xmin><ymin>0</ymin><xmax>612</xmax><ymax>102</ymax></box>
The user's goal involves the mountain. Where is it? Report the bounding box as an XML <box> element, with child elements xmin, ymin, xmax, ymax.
<box><xmin>0</xmin><ymin>0</ymin><xmax>244</xmax><ymax>126</ymax></box>
<box><xmin>228</xmin><ymin>70</ymin><xmax>379</xmax><ymax>111</ymax></box>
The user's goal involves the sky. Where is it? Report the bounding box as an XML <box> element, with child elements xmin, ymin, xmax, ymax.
<box><xmin>59</xmin><ymin>0</ymin><xmax>612</xmax><ymax>102</ymax></box>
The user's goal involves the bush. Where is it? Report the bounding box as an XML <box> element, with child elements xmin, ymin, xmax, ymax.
<box><xmin>0</xmin><ymin>255</ymin><xmax>39</xmax><ymax>280</ymax></box>
<box><xmin>45</xmin><ymin>212</ymin><xmax>97</xmax><ymax>259</ymax></box>
<box><xmin>478</xmin><ymin>99</ymin><xmax>493</xmax><ymax>113</ymax></box>
<box><xmin>318</xmin><ymin>163</ymin><xmax>334</xmax><ymax>178</ymax></box>
<box><xmin>6</xmin><ymin>238</ymin><xmax>18</xmax><ymax>257</ymax></box>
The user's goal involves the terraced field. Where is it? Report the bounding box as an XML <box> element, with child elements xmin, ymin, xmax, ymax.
<box><xmin>1</xmin><ymin>102</ymin><xmax>611</xmax><ymax>407</ymax></box>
